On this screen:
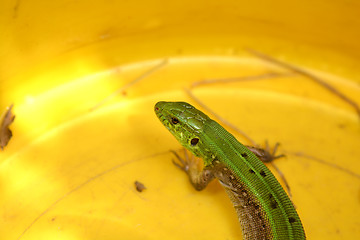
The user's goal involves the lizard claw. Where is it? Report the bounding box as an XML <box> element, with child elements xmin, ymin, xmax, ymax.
<box><xmin>246</xmin><ymin>141</ymin><xmax>286</xmax><ymax>163</ymax></box>
<box><xmin>170</xmin><ymin>149</ymin><xmax>189</xmax><ymax>172</ymax></box>
<box><xmin>170</xmin><ymin>148</ymin><xmax>200</xmax><ymax>173</ymax></box>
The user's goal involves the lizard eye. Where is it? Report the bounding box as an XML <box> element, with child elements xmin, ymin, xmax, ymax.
<box><xmin>190</xmin><ymin>138</ymin><xmax>199</xmax><ymax>146</ymax></box>
<box><xmin>171</xmin><ymin>117</ymin><xmax>179</xmax><ymax>124</ymax></box>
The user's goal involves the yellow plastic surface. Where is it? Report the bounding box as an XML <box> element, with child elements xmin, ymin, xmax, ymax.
<box><xmin>1</xmin><ymin>1</ymin><xmax>360</xmax><ymax>240</ymax></box>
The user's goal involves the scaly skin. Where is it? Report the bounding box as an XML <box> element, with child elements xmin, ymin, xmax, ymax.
<box><xmin>154</xmin><ymin>101</ymin><xmax>305</xmax><ymax>240</ymax></box>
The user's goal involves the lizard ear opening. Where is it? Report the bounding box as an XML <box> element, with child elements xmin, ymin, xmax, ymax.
<box><xmin>190</xmin><ymin>138</ymin><xmax>199</xmax><ymax>146</ymax></box>
<box><xmin>171</xmin><ymin>117</ymin><xmax>179</xmax><ymax>124</ymax></box>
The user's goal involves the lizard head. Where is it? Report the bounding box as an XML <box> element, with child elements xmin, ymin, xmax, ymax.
<box><xmin>155</xmin><ymin>101</ymin><xmax>211</xmax><ymax>162</ymax></box>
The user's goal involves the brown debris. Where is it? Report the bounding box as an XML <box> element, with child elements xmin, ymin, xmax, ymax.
<box><xmin>0</xmin><ymin>104</ymin><xmax>15</xmax><ymax>150</ymax></box>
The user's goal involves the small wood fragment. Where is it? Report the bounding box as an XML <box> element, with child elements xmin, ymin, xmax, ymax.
<box><xmin>134</xmin><ymin>181</ymin><xmax>146</xmax><ymax>192</ymax></box>
<box><xmin>0</xmin><ymin>104</ymin><xmax>15</xmax><ymax>150</ymax></box>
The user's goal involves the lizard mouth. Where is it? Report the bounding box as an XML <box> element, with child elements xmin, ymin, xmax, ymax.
<box><xmin>154</xmin><ymin>101</ymin><xmax>173</xmax><ymax>132</ymax></box>
<box><xmin>154</xmin><ymin>102</ymin><xmax>165</xmax><ymax>122</ymax></box>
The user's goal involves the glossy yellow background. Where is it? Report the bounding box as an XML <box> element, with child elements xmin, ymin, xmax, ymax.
<box><xmin>1</xmin><ymin>0</ymin><xmax>360</xmax><ymax>239</ymax></box>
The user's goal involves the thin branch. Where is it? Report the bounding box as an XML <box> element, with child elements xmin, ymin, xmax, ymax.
<box><xmin>91</xmin><ymin>59</ymin><xmax>168</xmax><ymax>111</ymax></box>
<box><xmin>248</xmin><ymin>49</ymin><xmax>360</xmax><ymax>117</ymax></box>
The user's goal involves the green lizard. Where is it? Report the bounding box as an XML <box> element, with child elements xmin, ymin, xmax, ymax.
<box><xmin>154</xmin><ymin>101</ymin><xmax>305</xmax><ymax>240</ymax></box>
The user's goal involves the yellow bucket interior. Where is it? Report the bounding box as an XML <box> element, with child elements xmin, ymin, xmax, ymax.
<box><xmin>1</xmin><ymin>0</ymin><xmax>360</xmax><ymax>239</ymax></box>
